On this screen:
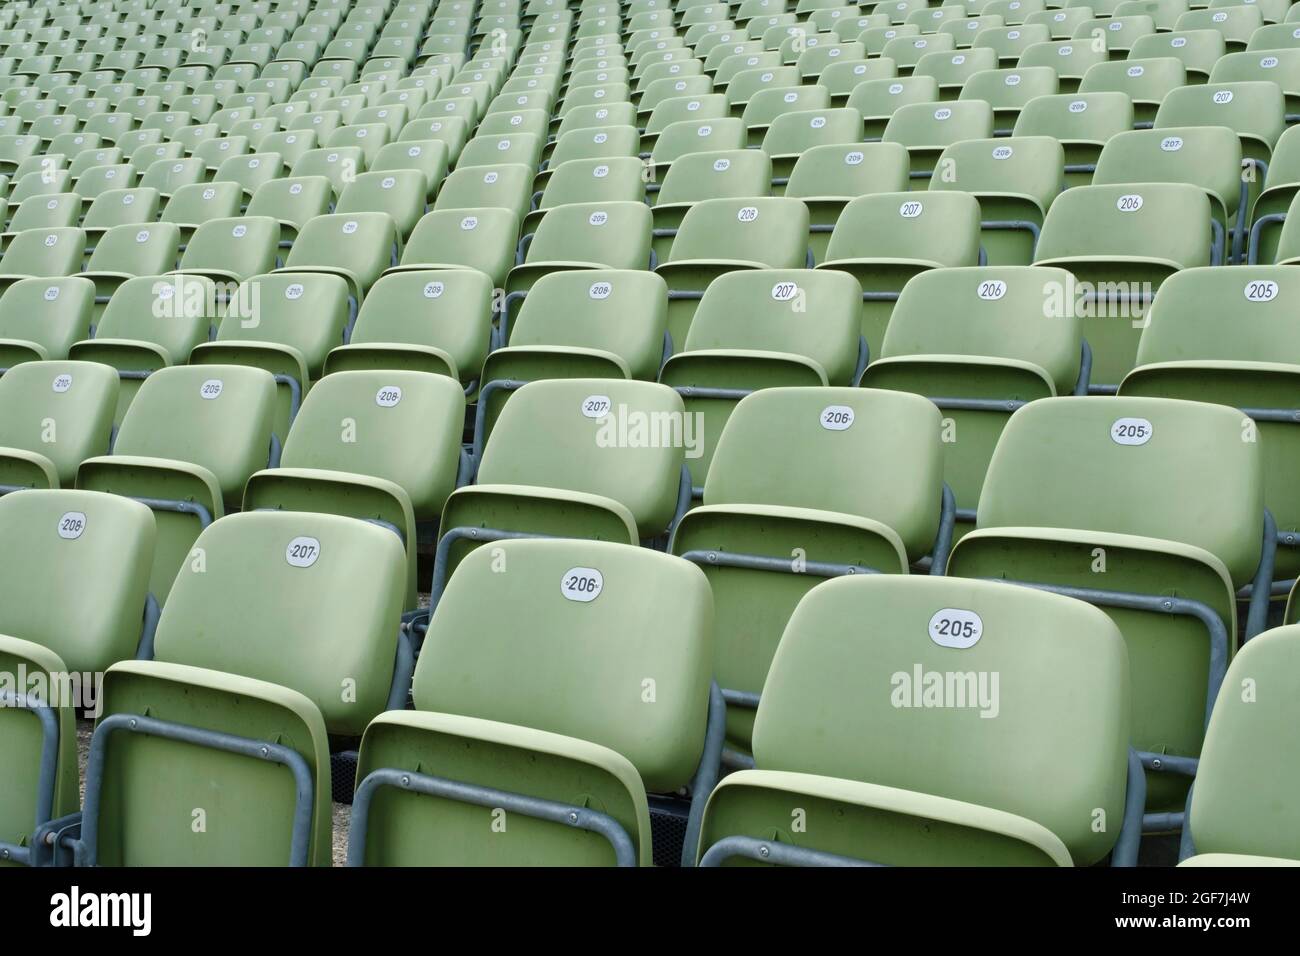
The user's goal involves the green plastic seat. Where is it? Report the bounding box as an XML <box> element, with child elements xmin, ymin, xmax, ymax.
<box><xmin>335</xmin><ymin>169</ymin><xmax>428</xmax><ymax>240</ymax></box>
<box><xmin>0</xmin><ymin>359</ymin><xmax>117</xmax><ymax>489</ymax></box>
<box><xmin>0</xmin><ymin>275</ymin><xmax>94</xmax><ymax>367</ymax></box>
<box><xmin>80</xmin><ymin>513</ymin><xmax>400</xmax><ymax>864</ymax></box>
<box><xmin>741</xmin><ymin>83</ymin><xmax>832</xmax><ymax>149</ymax></box>
<box><xmin>0</xmin><ymin>226</ymin><xmax>86</xmax><ymax>298</ymax></box>
<box><xmin>724</xmin><ymin>64</ymin><xmax>801</xmax><ymax>116</ymax></box>
<box><xmin>391</xmin><ymin>207</ymin><xmax>519</xmax><ymax>287</ymax></box>
<box><xmin>212</xmin><ymin>151</ymin><xmax>283</xmax><ymax>207</ymax></box>
<box><xmin>817</xmin><ymin>190</ymin><xmax>982</xmax><ymax>361</ymax></box>
<box><xmin>524</xmin><ymin>156</ymin><xmax>647</xmax><ymax>235</ymax></box>
<box><xmin>68</xmin><ymin>273</ymin><xmax>216</xmax><ymax>423</ymax></box>
<box><xmin>1016</xmin><ymin>37</ymin><xmax>1108</xmax><ymax>92</ymax></box>
<box><xmin>246</xmin><ymin>175</ymin><xmax>334</xmax><ymax>250</ymax></box>
<box><xmin>1131</xmin><ymin>28</ymin><xmax>1226</xmax><ymax>83</ymax></box>
<box><xmin>1033</xmin><ymin>182</ymin><xmax>1214</xmax><ymax>386</ymax></box>
<box><xmin>661</xmin><ymin>270</ymin><xmax>864</xmax><ymax>490</ymax></box>
<box><xmin>862</xmin><ymin>265</ymin><xmax>1084</xmax><ymax>531</ymax></box>
<box><xmin>0</xmin><ymin>487</ymin><xmax>154</xmax><ymax>677</ymax></box>
<box><xmin>656</xmin><ymin>196</ymin><xmax>812</xmax><ymax>346</ymax></box>
<box><xmin>76</xmin><ymin>363</ymin><xmax>278</xmax><ymax>601</ymax></box>
<box><xmin>1153</xmin><ymin>80</ymin><xmax>1285</xmax><ymax>176</ymax></box>
<box><xmin>3</xmin><ymin>193</ymin><xmax>82</xmax><ymax>239</ymax></box>
<box><xmin>760</xmin><ymin>106</ymin><xmax>863</xmax><ymax>189</ymax></box>
<box><xmin>787</xmin><ymin>142</ymin><xmax>911</xmax><ymax>263</ymax></box>
<box><xmin>929</xmin><ymin>135</ymin><xmax>1064</xmax><ymax>264</ymax></box>
<box><xmin>80</xmin><ymin>220</ymin><xmax>180</xmax><ymax>312</ymax></box>
<box><xmin>442</xmin><ymin>377</ymin><xmax>688</xmax><ymax>577</ymax></box>
<box><xmin>819</xmin><ymin>57</ymin><xmax>899</xmax><ymax>105</ymax></box>
<box><xmin>0</xmin><ymin>631</ymin><xmax>81</xmax><ymax>864</ymax></box>
<box><xmin>1178</xmin><ymin>623</ymin><xmax>1300</xmax><ymax>865</ymax></box>
<box><xmin>1073</xmin><ymin>14</ymin><xmax>1158</xmax><ymax>61</ymax></box>
<box><xmin>1246</xmin><ymin>21</ymin><xmax>1300</xmax><ymax>51</ymax></box>
<box><xmin>1079</xmin><ymin>57</ymin><xmax>1188</xmax><ymax>126</ymax></box>
<box><xmin>1248</xmin><ymin>123</ymin><xmax>1300</xmax><ymax>262</ymax></box>
<box><xmin>1211</xmin><ymin>47</ymin><xmax>1300</xmax><ymax>120</ymax></box>
<box><xmin>177</xmin><ymin>215</ymin><xmax>279</xmax><ymax>286</ymax></box>
<box><xmin>1012</xmin><ymin>90</ymin><xmax>1135</xmax><ymax>186</ymax></box>
<box><xmin>883</xmin><ymin>32</ymin><xmax>956</xmax><ymax>75</ymax></box>
<box><xmin>949</xmin><ymin>396</ymin><xmax>1267</xmax><ymax>810</ymax></box>
<box><xmin>507</xmin><ymin>200</ymin><xmax>652</xmax><ymax>304</ymax></box>
<box><xmin>274</xmin><ymin>211</ymin><xmax>398</xmax><ymax>318</ymax></box>
<box><xmin>82</xmin><ymin>188</ymin><xmax>161</xmax><ymax>240</ymax></box>
<box><xmin>1119</xmin><ymin>265</ymin><xmax>1300</xmax><ymax>579</ymax></box>
<box><xmin>352</xmin><ymin>537</ymin><xmax>714</xmax><ymax>866</ymax></box>
<box><xmin>641</xmin><ymin>93</ymin><xmax>729</xmax><ymax>154</ymax></box>
<box><xmin>243</xmin><ymin>369</ymin><xmax>466</xmax><ymax>608</ymax></box>
<box><xmin>325</xmin><ymin>268</ymin><xmax>494</xmax><ymax>390</ymax></box>
<box><xmin>915</xmin><ymin>46</ymin><xmax>1000</xmax><ymax>101</ymax></box>
<box><xmin>695</xmin><ymin>574</ymin><xmax>1132</xmax><ymax>866</ymax></box>
<box><xmin>650</xmin><ymin>150</ymin><xmax>773</xmax><ymax>264</ymax></box>
<box><xmin>848</xmin><ymin>74</ymin><xmax>941</xmax><ymax>139</ymax></box>
<box><xmin>941</xmin><ymin>16</ymin><xmax>1010</xmax><ymax>49</ymax></box>
<box><xmin>1175</xmin><ymin>4</ymin><xmax>1263</xmax><ymax>51</ymax></box>
<box><xmin>192</xmin><ymin>270</ymin><xmax>351</xmax><ymax>442</ymax></box>
<box><xmin>433</xmin><ymin>161</ymin><xmax>533</xmax><ymax>221</ymax></box>
<box><xmin>646</xmin><ymin>117</ymin><xmax>748</xmax><ymax>189</ymax></box>
<box><xmin>139</xmin><ymin>156</ymin><xmax>207</xmax><ymax>199</ymax></box>
<box><xmin>959</xmin><ymin>66</ymin><xmax>1060</xmax><ymax>134</ymax></box>
<box><xmin>456</xmin><ymin>130</ymin><xmax>544</xmax><ymax>171</ymax></box>
<box><xmin>672</xmin><ymin>384</ymin><xmax>946</xmax><ymax>749</ymax></box>
<box><xmin>1094</xmin><ymin>126</ymin><xmax>1243</xmax><ymax>262</ymax></box>
<box><xmin>480</xmin><ymin>270</ymin><xmax>668</xmax><ymax>437</ymax></box>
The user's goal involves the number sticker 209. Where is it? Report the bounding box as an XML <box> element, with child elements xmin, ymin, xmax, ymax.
<box><xmin>561</xmin><ymin>567</ymin><xmax>603</xmax><ymax>602</ymax></box>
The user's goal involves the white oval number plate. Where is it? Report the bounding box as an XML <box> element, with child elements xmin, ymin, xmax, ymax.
<box><xmin>58</xmin><ymin>512</ymin><xmax>86</xmax><ymax>540</ymax></box>
<box><xmin>561</xmin><ymin>567</ymin><xmax>603</xmax><ymax>602</ymax></box>
<box><xmin>286</xmin><ymin>536</ymin><xmax>320</xmax><ymax>568</ymax></box>
<box><xmin>928</xmin><ymin>608</ymin><xmax>982</xmax><ymax>648</ymax></box>
<box><xmin>821</xmin><ymin>405</ymin><xmax>854</xmax><ymax>430</ymax></box>
<box><xmin>1111</xmin><ymin>417</ymin><xmax>1152</xmax><ymax>446</ymax></box>
<box><xmin>582</xmin><ymin>394</ymin><xmax>611</xmax><ymax>418</ymax></box>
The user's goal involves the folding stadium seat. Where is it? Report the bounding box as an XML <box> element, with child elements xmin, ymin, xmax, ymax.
<box><xmin>950</xmin><ymin>395</ymin><xmax>1273</xmax><ymax>814</ymax></box>
<box><xmin>883</xmin><ymin>32</ymin><xmax>956</xmax><ymax>76</ymax></box>
<box><xmin>177</xmin><ymin>215</ymin><xmax>280</xmax><ymax>289</ymax></box>
<box><xmin>1211</xmin><ymin>48</ymin><xmax>1300</xmax><ymax>122</ymax></box>
<box><xmin>0</xmin><ymin>490</ymin><xmax>156</xmax><ymax>855</ymax></box>
<box><xmin>1075</xmin><ymin>14</ymin><xmax>1158</xmax><ymax>61</ymax></box>
<box><xmin>1086</xmin><ymin>51</ymin><xmax>1196</xmax><ymax>121</ymax></box>
<box><xmin>725</xmin><ymin>64</ymin><xmax>802</xmax><ymax>118</ymax></box>
<box><xmin>506</xmin><ymin>200</ymin><xmax>653</xmax><ymax>324</ymax></box>
<box><xmin>242</xmin><ymin>370</ymin><xmax>466</xmax><ymax>609</ymax></box>
<box><xmin>669</xmin><ymin>386</ymin><xmax>948</xmax><ymax>751</ymax></box>
<box><xmin>1153</xmin><ymin>80</ymin><xmax>1285</xmax><ymax>176</ymax></box>
<box><xmin>1119</xmin><ymin>266</ymin><xmax>1300</xmax><ymax>581</ymax></box>
<box><xmin>786</xmin><ymin>142</ymin><xmax>911</xmax><ymax>263</ymax></box>
<box><xmin>333</xmin><ymin>169</ymin><xmax>427</xmax><ymax>240</ymax></box>
<box><xmin>940</xmin><ymin>15</ymin><xmax>1010</xmax><ymax>50</ymax></box>
<box><xmin>157</xmin><ymin>181</ymin><xmax>243</xmax><ymax>250</ymax></box>
<box><xmin>477</xmin><ymin>268</ymin><xmax>668</xmax><ymax>438</ymax></box>
<box><xmin>848</xmin><ymin>74</ymin><xmax>941</xmax><ymax>140</ymax></box>
<box><xmin>243</xmin><ymin>176</ymin><xmax>332</xmax><ymax>252</ymax></box>
<box><xmin>929</xmin><ymin>136</ymin><xmax>1063</xmax><ymax>265</ymax></box>
<box><xmin>188</xmin><ymin>268</ymin><xmax>349</xmax><ymax>439</ymax></box>
<box><xmin>534</xmin><ymin>124</ymin><xmax>638</xmax><ymax>197</ymax></box>
<box><xmin>75</xmin><ymin>363</ymin><xmax>278</xmax><ymax>603</ymax></box>
<box><xmin>861</xmin><ymin>266</ymin><xmax>1085</xmax><ymax>533</ymax></box>
<box><xmin>694</xmin><ymin>574</ymin><xmax>1136</xmax><ymax>866</ymax></box>
<box><xmin>1175</xmin><ymin>4</ymin><xmax>1263</xmax><ymax>51</ymax></box>
<box><xmin>272</xmin><ymin>211</ymin><xmax>397</xmax><ymax>321</ymax></box>
<box><xmin>646</xmin><ymin>117</ymin><xmax>747</xmax><ymax>192</ymax></box>
<box><xmin>432</xmin><ymin>161</ymin><xmax>534</xmax><ymax>223</ymax></box>
<box><xmin>860</xmin><ymin>24</ymin><xmax>920</xmax><ymax>58</ymax></box>
<box><xmin>655</xmin><ymin>197</ymin><xmax>811</xmax><ymax>348</ymax></box>
<box><xmin>1248</xmin><ymin>124</ymin><xmax>1300</xmax><ymax>262</ymax></box>
<box><xmin>139</xmin><ymin>155</ymin><xmax>206</xmax><ymax>199</ymax></box>
<box><xmin>656</xmin><ymin>157</ymin><xmax>777</xmax><ymax>265</ymax></box>
<box><xmin>1176</xmin><ymin>624</ymin><xmax>1300</xmax><ymax>865</ymax></box>
<box><xmin>0</xmin><ymin>360</ymin><xmax>117</xmax><ymax>491</ymax></box>
<box><xmin>659</xmin><ymin>270</ymin><xmax>864</xmax><ymax>492</ymax></box>
<box><xmin>1093</xmin><ymin>126</ymin><xmax>1243</xmax><ymax>262</ymax></box>
<box><xmin>67</xmin><ymin>507</ymin><xmax>406</xmax><ymax>865</ymax></box>
<box><xmin>818</xmin><ymin>57</ymin><xmax>898</xmax><ymax>106</ymax></box>
<box><xmin>817</xmin><ymin>191</ymin><xmax>982</xmax><ymax>362</ymax></box>
<box><xmin>958</xmin><ymin>65</ymin><xmax>1059</xmax><ymax>133</ymax></box>
<box><xmin>1017</xmin><ymin>38</ymin><xmax>1108</xmax><ymax>93</ymax></box>
<box><xmin>390</xmin><ymin>207</ymin><xmax>519</xmax><ymax>288</ymax></box>
<box><xmin>349</xmin><ymin>537</ymin><xmax>714</xmax><ymax>867</ymax></box>
<box><xmin>80</xmin><ymin>220</ymin><xmax>180</xmax><ymax>312</ymax></box>
<box><xmin>740</xmin><ymin>83</ymin><xmax>831</xmax><ymax>150</ymax></box>
<box><xmin>0</xmin><ymin>228</ymin><xmax>87</xmax><ymax>301</ymax></box>
<box><xmin>1032</xmin><ymin>183</ymin><xmax>1213</xmax><ymax>388</ymax></box>
<box><xmin>914</xmin><ymin>46</ymin><xmax>999</xmax><ymax>100</ymax></box>
<box><xmin>3</xmin><ymin>194</ymin><xmax>82</xmax><ymax>241</ymax></box>
<box><xmin>1012</xmin><ymin>91</ymin><xmax>1136</xmax><ymax>186</ymax></box>
<box><xmin>1246</xmin><ymin>20</ymin><xmax>1300</xmax><ymax>50</ymax></box>
<box><xmin>760</xmin><ymin>107</ymin><xmax>863</xmax><ymax>190</ymax></box>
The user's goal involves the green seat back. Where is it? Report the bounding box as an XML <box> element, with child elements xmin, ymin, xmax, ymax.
<box><xmin>0</xmin><ymin>359</ymin><xmax>117</xmax><ymax>485</ymax></box>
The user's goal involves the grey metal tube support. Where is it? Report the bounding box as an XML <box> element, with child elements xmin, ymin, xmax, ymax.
<box><xmin>929</xmin><ymin>483</ymin><xmax>956</xmax><ymax>576</ymax></box>
<box><xmin>1247</xmin><ymin>212</ymin><xmax>1285</xmax><ymax>264</ymax></box>
<box><xmin>980</xmin><ymin>218</ymin><xmax>1041</xmax><ymax>259</ymax></box>
<box><xmin>1244</xmin><ymin>509</ymin><xmax>1278</xmax><ymax>640</ymax></box>
<box><xmin>135</xmin><ymin>592</ymin><xmax>160</xmax><ymax>660</ymax></box>
<box><xmin>78</xmin><ymin>712</ymin><xmax>315</xmax><ymax>867</ymax></box>
<box><xmin>0</xmin><ymin>690</ymin><xmax>60</xmax><ymax>866</ymax></box>
<box><xmin>271</xmin><ymin>373</ymin><xmax>302</xmax><ymax>428</ymax></box>
<box><xmin>1073</xmin><ymin>339</ymin><xmax>1093</xmax><ymax>396</ymax></box>
<box><xmin>346</xmin><ymin>766</ymin><xmax>638</xmax><ymax>866</ymax></box>
<box><xmin>386</xmin><ymin>627</ymin><xmax>415</xmax><ymax>712</ymax></box>
<box><xmin>680</xmin><ymin>681</ymin><xmax>725</xmax><ymax>867</ymax></box>
<box><xmin>470</xmin><ymin>377</ymin><xmax>526</xmax><ymax>474</ymax></box>
<box><xmin>126</xmin><ymin>495</ymin><xmax>214</xmax><ymax>529</ymax></box>
<box><xmin>1110</xmin><ymin>748</ymin><xmax>1146</xmax><ymax>867</ymax></box>
<box><xmin>700</xmin><ymin>834</ymin><xmax>884</xmax><ymax>867</ymax></box>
